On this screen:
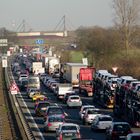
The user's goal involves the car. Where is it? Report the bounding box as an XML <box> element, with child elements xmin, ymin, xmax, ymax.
<box><xmin>39</xmin><ymin>73</ymin><xmax>47</xmax><ymax>82</ymax></box>
<box><xmin>79</xmin><ymin>105</ymin><xmax>95</xmax><ymax>120</ymax></box>
<box><xmin>63</xmin><ymin>91</ymin><xmax>76</xmax><ymax>103</ymax></box>
<box><xmin>56</xmin><ymin>123</ymin><xmax>81</xmax><ymax>139</ymax></box>
<box><xmin>35</xmin><ymin>101</ymin><xmax>51</xmax><ymax>116</ymax></box>
<box><xmin>126</xmin><ymin>133</ymin><xmax>140</xmax><ymax>140</ymax></box>
<box><xmin>27</xmin><ymin>88</ymin><xmax>40</xmax><ymax>98</ymax></box>
<box><xmin>83</xmin><ymin>108</ymin><xmax>101</xmax><ymax>125</ymax></box>
<box><xmin>19</xmin><ymin>78</ymin><xmax>28</xmax><ymax>91</ymax></box>
<box><xmin>106</xmin><ymin>122</ymin><xmax>133</xmax><ymax>140</ymax></box>
<box><xmin>91</xmin><ymin>115</ymin><xmax>113</xmax><ymax>131</ymax></box>
<box><xmin>44</xmin><ymin>106</ymin><xmax>67</xmax><ymax>121</ymax></box>
<box><xmin>67</xmin><ymin>95</ymin><xmax>82</xmax><ymax>108</ymax></box>
<box><xmin>32</xmin><ymin>94</ymin><xmax>47</xmax><ymax>102</ymax></box>
<box><xmin>18</xmin><ymin>74</ymin><xmax>28</xmax><ymax>81</ymax></box>
<box><xmin>44</xmin><ymin>114</ymin><xmax>65</xmax><ymax>132</ymax></box>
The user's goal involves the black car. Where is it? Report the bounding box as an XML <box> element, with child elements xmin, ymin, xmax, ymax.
<box><xmin>20</xmin><ymin>79</ymin><xmax>28</xmax><ymax>91</ymax></box>
<box><xmin>106</xmin><ymin>122</ymin><xmax>132</xmax><ymax>140</ymax></box>
<box><xmin>35</xmin><ymin>101</ymin><xmax>51</xmax><ymax>116</ymax></box>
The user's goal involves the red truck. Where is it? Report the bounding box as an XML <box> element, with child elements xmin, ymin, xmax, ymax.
<box><xmin>79</xmin><ymin>67</ymin><xmax>95</xmax><ymax>96</ymax></box>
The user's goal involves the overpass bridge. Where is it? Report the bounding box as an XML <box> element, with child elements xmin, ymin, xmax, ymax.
<box><xmin>16</xmin><ymin>31</ymin><xmax>72</xmax><ymax>47</ymax></box>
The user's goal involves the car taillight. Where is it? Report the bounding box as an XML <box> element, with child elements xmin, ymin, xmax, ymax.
<box><xmin>112</xmin><ymin>131</ymin><xmax>117</xmax><ymax>137</ymax></box>
<box><xmin>59</xmin><ymin>133</ymin><xmax>63</xmax><ymax>140</ymax></box>
<box><xmin>77</xmin><ymin>132</ymin><xmax>81</xmax><ymax>138</ymax></box>
<box><xmin>48</xmin><ymin>123</ymin><xmax>52</xmax><ymax>127</ymax></box>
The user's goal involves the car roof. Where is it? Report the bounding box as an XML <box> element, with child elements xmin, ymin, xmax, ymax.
<box><xmin>127</xmin><ymin>133</ymin><xmax>140</xmax><ymax>137</ymax></box>
<box><xmin>61</xmin><ymin>123</ymin><xmax>79</xmax><ymax>126</ymax></box>
<box><xmin>112</xmin><ymin>122</ymin><xmax>130</xmax><ymax>125</ymax></box>
<box><xmin>97</xmin><ymin>114</ymin><xmax>112</xmax><ymax>118</ymax></box>
<box><xmin>48</xmin><ymin>114</ymin><xmax>64</xmax><ymax>118</ymax></box>
<box><xmin>82</xmin><ymin>105</ymin><xmax>95</xmax><ymax>108</ymax></box>
<box><xmin>69</xmin><ymin>95</ymin><xmax>80</xmax><ymax>98</ymax></box>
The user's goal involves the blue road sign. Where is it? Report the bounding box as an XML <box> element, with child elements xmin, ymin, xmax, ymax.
<box><xmin>36</xmin><ymin>39</ymin><xmax>44</xmax><ymax>45</ymax></box>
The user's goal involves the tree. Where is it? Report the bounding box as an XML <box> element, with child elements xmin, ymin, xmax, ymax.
<box><xmin>112</xmin><ymin>0</ymin><xmax>140</xmax><ymax>55</ymax></box>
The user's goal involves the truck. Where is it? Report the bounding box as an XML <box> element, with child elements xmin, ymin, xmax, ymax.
<box><xmin>55</xmin><ymin>83</ymin><xmax>73</xmax><ymax>99</ymax></box>
<box><xmin>79</xmin><ymin>67</ymin><xmax>95</xmax><ymax>97</ymax></box>
<box><xmin>63</xmin><ymin>63</ymin><xmax>87</xmax><ymax>89</ymax></box>
<box><xmin>43</xmin><ymin>56</ymin><xmax>60</xmax><ymax>74</ymax></box>
<box><xmin>32</xmin><ymin>62</ymin><xmax>45</xmax><ymax>75</ymax></box>
<box><xmin>113</xmin><ymin>80</ymin><xmax>140</xmax><ymax>127</ymax></box>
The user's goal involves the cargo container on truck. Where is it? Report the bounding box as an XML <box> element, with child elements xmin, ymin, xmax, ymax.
<box><xmin>64</xmin><ymin>63</ymin><xmax>87</xmax><ymax>89</ymax></box>
<box><xmin>55</xmin><ymin>83</ymin><xmax>73</xmax><ymax>99</ymax></box>
<box><xmin>79</xmin><ymin>67</ymin><xmax>95</xmax><ymax>96</ymax></box>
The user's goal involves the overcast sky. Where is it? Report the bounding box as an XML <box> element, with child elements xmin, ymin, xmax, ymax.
<box><xmin>0</xmin><ymin>0</ymin><xmax>113</xmax><ymax>31</ymax></box>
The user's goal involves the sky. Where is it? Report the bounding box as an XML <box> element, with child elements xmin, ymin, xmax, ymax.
<box><xmin>0</xmin><ymin>0</ymin><xmax>113</xmax><ymax>31</ymax></box>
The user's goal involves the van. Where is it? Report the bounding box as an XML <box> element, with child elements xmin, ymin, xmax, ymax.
<box><xmin>28</xmin><ymin>76</ymin><xmax>40</xmax><ymax>90</ymax></box>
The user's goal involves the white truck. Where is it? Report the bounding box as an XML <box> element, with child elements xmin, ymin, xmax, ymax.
<box><xmin>43</xmin><ymin>56</ymin><xmax>60</xmax><ymax>74</ymax></box>
<box><xmin>55</xmin><ymin>83</ymin><xmax>73</xmax><ymax>99</ymax></box>
<box><xmin>32</xmin><ymin>62</ymin><xmax>45</xmax><ymax>75</ymax></box>
<box><xmin>63</xmin><ymin>63</ymin><xmax>87</xmax><ymax>88</ymax></box>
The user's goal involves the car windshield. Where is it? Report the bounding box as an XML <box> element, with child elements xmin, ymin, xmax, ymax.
<box><xmin>62</xmin><ymin>125</ymin><xmax>77</xmax><ymax>131</ymax></box>
<box><xmin>22</xmin><ymin>81</ymin><xmax>28</xmax><ymax>85</ymax></box>
<box><xmin>29</xmin><ymin>79</ymin><xmax>39</xmax><ymax>84</ymax></box>
<box><xmin>88</xmin><ymin>110</ymin><xmax>100</xmax><ymax>114</ymax></box>
<box><xmin>70</xmin><ymin>97</ymin><xmax>79</xmax><ymax>100</ymax></box>
<box><xmin>49</xmin><ymin>117</ymin><xmax>64</xmax><ymax>122</ymax></box>
<box><xmin>83</xmin><ymin>107</ymin><xmax>94</xmax><ymax>111</ymax></box>
<box><xmin>99</xmin><ymin>117</ymin><xmax>112</xmax><ymax>121</ymax></box>
<box><xmin>114</xmin><ymin>124</ymin><xmax>130</xmax><ymax>131</ymax></box>
<box><xmin>48</xmin><ymin>108</ymin><xmax>63</xmax><ymax>115</ymax></box>
<box><xmin>38</xmin><ymin>103</ymin><xmax>50</xmax><ymax>108</ymax></box>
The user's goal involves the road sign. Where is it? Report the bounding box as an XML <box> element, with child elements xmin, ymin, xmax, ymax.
<box><xmin>0</xmin><ymin>39</ymin><xmax>8</xmax><ymax>46</ymax></box>
<box><xmin>10</xmin><ymin>82</ymin><xmax>19</xmax><ymax>94</ymax></box>
<box><xmin>112</xmin><ymin>67</ymin><xmax>118</xmax><ymax>73</ymax></box>
<box><xmin>35</xmin><ymin>39</ymin><xmax>44</xmax><ymax>45</ymax></box>
<box><xmin>2</xmin><ymin>56</ymin><xmax>7</xmax><ymax>68</ymax></box>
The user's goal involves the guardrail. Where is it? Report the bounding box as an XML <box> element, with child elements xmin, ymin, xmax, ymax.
<box><xmin>4</xmin><ymin>57</ymin><xmax>35</xmax><ymax>140</ymax></box>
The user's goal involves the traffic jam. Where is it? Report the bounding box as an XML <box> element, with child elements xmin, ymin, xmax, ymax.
<box><xmin>11</xmin><ymin>47</ymin><xmax>140</xmax><ymax>140</ymax></box>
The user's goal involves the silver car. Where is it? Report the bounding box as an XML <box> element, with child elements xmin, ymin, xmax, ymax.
<box><xmin>67</xmin><ymin>95</ymin><xmax>82</xmax><ymax>108</ymax></box>
<box><xmin>91</xmin><ymin>115</ymin><xmax>113</xmax><ymax>130</ymax></box>
<box><xmin>44</xmin><ymin>114</ymin><xmax>65</xmax><ymax>132</ymax></box>
<box><xmin>83</xmin><ymin>108</ymin><xmax>101</xmax><ymax>125</ymax></box>
<box><xmin>56</xmin><ymin>123</ymin><xmax>81</xmax><ymax>139</ymax></box>
<box><xmin>79</xmin><ymin>105</ymin><xmax>95</xmax><ymax>120</ymax></box>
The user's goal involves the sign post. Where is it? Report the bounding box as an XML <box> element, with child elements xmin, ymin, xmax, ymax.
<box><xmin>2</xmin><ymin>56</ymin><xmax>7</xmax><ymax>68</ymax></box>
<box><xmin>10</xmin><ymin>82</ymin><xmax>19</xmax><ymax>95</ymax></box>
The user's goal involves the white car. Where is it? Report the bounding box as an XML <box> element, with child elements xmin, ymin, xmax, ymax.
<box><xmin>67</xmin><ymin>95</ymin><xmax>82</xmax><ymax>108</ymax></box>
<box><xmin>56</xmin><ymin>123</ymin><xmax>80</xmax><ymax>138</ymax></box>
<box><xmin>91</xmin><ymin>115</ymin><xmax>113</xmax><ymax>130</ymax></box>
<box><xmin>83</xmin><ymin>108</ymin><xmax>101</xmax><ymax>125</ymax></box>
<box><xmin>79</xmin><ymin>105</ymin><xmax>95</xmax><ymax>120</ymax></box>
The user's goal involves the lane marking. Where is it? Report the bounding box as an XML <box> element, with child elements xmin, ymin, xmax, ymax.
<box><xmin>18</xmin><ymin>93</ymin><xmax>45</xmax><ymax>140</ymax></box>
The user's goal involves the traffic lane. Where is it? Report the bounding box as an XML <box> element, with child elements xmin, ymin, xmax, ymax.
<box><xmin>16</xmin><ymin>92</ymin><xmax>58</xmax><ymax>140</ymax></box>
<box><xmin>16</xmin><ymin>93</ymin><xmax>45</xmax><ymax>139</ymax></box>
<box><xmin>41</xmin><ymin>86</ymin><xmax>107</xmax><ymax>140</ymax></box>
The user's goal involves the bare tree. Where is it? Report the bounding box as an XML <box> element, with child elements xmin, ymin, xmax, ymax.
<box><xmin>113</xmin><ymin>0</ymin><xmax>140</xmax><ymax>55</ymax></box>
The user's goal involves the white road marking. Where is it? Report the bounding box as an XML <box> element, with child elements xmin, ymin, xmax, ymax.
<box><xmin>18</xmin><ymin>93</ymin><xmax>45</xmax><ymax>140</ymax></box>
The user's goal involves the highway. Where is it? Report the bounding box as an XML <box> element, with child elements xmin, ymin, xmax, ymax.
<box><xmin>15</xmin><ymin>82</ymin><xmax>140</xmax><ymax>140</ymax></box>
<box><xmin>13</xmin><ymin>56</ymin><xmax>140</xmax><ymax>140</ymax></box>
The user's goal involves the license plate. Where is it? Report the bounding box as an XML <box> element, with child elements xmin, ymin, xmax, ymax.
<box><xmin>64</xmin><ymin>133</ymin><xmax>73</xmax><ymax>136</ymax></box>
<box><xmin>119</xmin><ymin>136</ymin><xmax>125</xmax><ymax>139</ymax></box>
